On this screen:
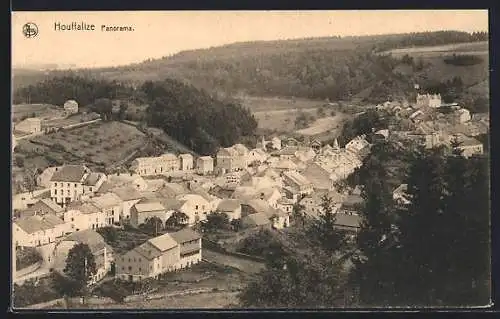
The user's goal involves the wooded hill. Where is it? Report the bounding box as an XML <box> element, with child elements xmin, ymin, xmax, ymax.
<box><xmin>13</xmin><ymin>31</ymin><xmax>488</xmax><ymax>105</ymax></box>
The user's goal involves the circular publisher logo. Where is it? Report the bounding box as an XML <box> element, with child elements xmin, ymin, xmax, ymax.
<box><xmin>22</xmin><ymin>22</ymin><xmax>38</xmax><ymax>38</ymax></box>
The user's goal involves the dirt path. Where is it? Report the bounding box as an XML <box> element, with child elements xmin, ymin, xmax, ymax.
<box><xmin>202</xmin><ymin>249</ymin><xmax>265</xmax><ymax>274</ymax></box>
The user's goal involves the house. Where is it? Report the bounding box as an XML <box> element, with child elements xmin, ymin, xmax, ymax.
<box><xmin>130</xmin><ymin>153</ymin><xmax>180</xmax><ymax>176</ymax></box>
<box><xmin>454</xmin><ymin>135</ymin><xmax>484</xmax><ymax>158</ymax></box>
<box><xmin>15</xmin><ymin>117</ymin><xmax>42</xmax><ymax>134</ymax></box>
<box><xmin>302</xmin><ymin>163</ymin><xmax>335</xmax><ymax>191</ymax></box>
<box><xmin>90</xmin><ymin>192</ymin><xmax>123</xmax><ymax>226</ymax></box>
<box><xmin>196</xmin><ymin>156</ymin><xmax>214</xmax><ymax>175</ymax></box>
<box><xmin>216</xmin><ymin>199</ymin><xmax>242</xmax><ymax>221</ymax></box>
<box><xmin>345</xmin><ymin>136</ymin><xmax>370</xmax><ymax>156</ymax></box>
<box><xmin>175</xmin><ymin>194</ymin><xmax>211</xmax><ymax>225</ymax></box>
<box><xmin>179</xmin><ymin>154</ymin><xmax>194</xmax><ymax>171</ymax></box>
<box><xmin>145</xmin><ymin>179</ymin><xmax>166</xmax><ymax>192</ymax></box>
<box><xmin>169</xmin><ymin>228</ymin><xmax>202</xmax><ymax>269</ymax></box>
<box><xmin>64</xmin><ymin>201</ymin><xmax>105</xmax><ymax>232</ymax></box>
<box><xmin>241</xmin><ymin>212</ymin><xmax>271</xmax><ymax>229</ymax></box>
<box><xmin>19</xmin><ymin>198</ymin><xmax>65</xmax><ymax>219</ymax></box>
<box><xmin>282</xmin><ymin>171</ymin><xmax>314</xmax><ymax>196</ymax></box>
<box><xmin>300</xmin><ymin>190</ymin><xmax>344</xmax><ymax>218</ymax></box>
<box><xmin>277</xmin><ymin>198</ymin><xmax>294</xmax><ymax>215</ymax></box>
<box><xmin>272</xmin><ymin>159</ymin><xmax>298</xmax><ymax>172</ymax></box>
<box><xmin>393</xmin><ymin>184</ymin><xmax>410</xmax><ymax>205</ymax></box>
<box><xmin>63</xmin><ymin>100</ymin><xmax>79</xmax><ymax>114</ymax></box>
<box><xmin>116</xmin><ymin>233</ymin><xmax>180</xmax><ymax>282</ymax></box>
<box><xmin>243</xmin><ymin>199</ymin><xmax>290</xmax><ymax>229</ymax></box>
<box><xmin>13</xmin><ymin>214</ymin><xmax>69</xmax><ymax>247</ymax></box>
<box><xmin>51</xmin><ymin>229</ymin><xmax>113</xmax><ymax>285</ymax></box>
<box><xmin>271</xmin><ymin>137</ymin><xmax>282</xmax><ymax>150</ymax></box>
<box><xmin>374</xmin><ymin>129</ymin><xmax>390</xmax><ymax>140</ymax></box>
<box><xmin>454</xmin><ymin>108</ymin><xmax>471</xmax><ymax>124</ymax></box>
<box><xmin>130</xmin><ymin>200</ymin><xmax>166</xmax><ymax>228</ymax></box>
<box><xmin>49</xmin><ymin>166</ymin><xmax>104</xmax><ymax>206</ymax></box>
<box><xmin>216</xmin><ymin>145</ymin><xmax>248</xmax><ymax>173</ymax></box>
<box><xmin>12</xmin><ymin>188</ymin><xmax>51</xmax><ymax>211</ymax></box>
<box><xmin>247</xmin><ymin>148</ymin><xmax>269</xmax><ymax>165</ymax></box>
<box><xmin>159</xmin><ymin>182</ymin><xmax>189</xmax><ymax>199</ymax></box>
<box><xmin>37</xmin><ymin>166</ymin><xmax>62</xmax><ymax>188</ymax></box>
<box><xmin>416</xmin><ymin>93</ymin><xmax>442</xmax><ymax>108</ymax></box>
<box><xmin>110</xmin><ymin>186</ymin><xmax>144</xmax><ymax>222</ymax></box>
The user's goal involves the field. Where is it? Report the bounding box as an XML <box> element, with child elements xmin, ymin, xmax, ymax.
<box><xmin>12</xmin><ymin>104</ymin><xmax>64</xmax><ymax>122</ymax></box>
<box><xmin>381</xmin><ymin>41</ymin><xmax>488</xmax><ymax>57</ymax></box>
<box><xmin>295</xmin><ymin>114</ymin><xmax>348</xmax><ymax>136</ymax></box>
<box><xmin>15</xmin><ymin>121</ymin><xmax>148</xmax><ymax>172</ymax></box>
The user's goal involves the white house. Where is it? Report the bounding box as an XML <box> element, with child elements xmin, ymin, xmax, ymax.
<box><xmin>50</xmin><ymin>165</ymin><xmax>104</xmax><ymax>207</ymax></box>
<box><xmin>247</xmin><ymin>148</ymin><xmax>269</xmax><ymax>165</ymax></box>
<box><xmin>37</xmin><ymin>166</ymin><xmax>62</xmax><ymax>188</ymax></box>
<box><xmin>106</xmin><ymin>173</ymin><xmax>148</xmax><ymax>191</ymax></box>
<box><xmin>175</xmin><ymin>194</ymin><xmax>211</xmax><ymax>225</ymax></box>
<box><xmin>282</xmin><ymin>171</ymin><xmax>314</xmax><ymax>196</ymax></box>
<box><xmin>196</xmin><ymin>156</ymin><xmax>214</xmax><ymax>175</ymax></box>
<box><xmin>416</xmin><ymin>93</ymin><xmax>442</xmax><ymax>108</ymax></box>
<box><xmin>64</xmin><ymin>201</ymin><xmax>105</xmax><ymax>232</ymax></box>
<box><xmin>13</xmin><ymin>214</ymin><xmax>70</xmax><ymax>247</ymax></box>
<box><xmin>455</xmin><ymin>108</ymin><xmax>472</xmax><ymax>124</ymax></box>
<box><xmin>216</xmin><ymin>144</ymin><xmax>249</xmax><ymax>174</ymax></box>
<box><xmin>393</xmin><ymin>184</ymin><xmax>410</xmax><ymax>205</ymax></box>
<box><xmin>63</xmin><ymin>100</ymin><xmax>79</xmax><ymax>114</ymax></box>
<box><xmin>179</xmin><ymin>154</ymin><xmax>194</xmax><ymax>171</ymax></box>
<box><xmin>110</xmin><ymin>186</ymin><xmax>144</xmax><ymax>222</ymax></box>
<box><xmin>90</xmin><ymin>192</ymin><xmax>123</xmax><ymax>226</ymax></box>
<box><xmin>130</xmin><ymin>153</ymin><xmax>180</xmax><ymax>176</ymax></box>
<box><xmin>345</xmin><ymin>136</ymin><xmax>370</xmax><ymax>156</ymax></box>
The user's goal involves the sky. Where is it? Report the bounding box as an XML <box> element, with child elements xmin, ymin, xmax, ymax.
<box><xmin>12</xmin><ymin>10</ymin><xmax>489</xmax><ymax>69</ymax></box>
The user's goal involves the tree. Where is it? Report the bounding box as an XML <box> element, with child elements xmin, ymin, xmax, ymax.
<box><xmin>118</xmin><ymin>101</ymin><xmax>129</xmax><ymax>120</ymax></box>
<box><xmin>203</xmin><ymin>211</ymin><xmax>231</xmax><ymax>232</ymax></box>
<box><xmin>51</xmin><ymin>271</ymin><xmax>83</xmax><ymax>307</ymax></box>
<box><xmin>92</xmin><ymin>98</ymin><xmax>113</xmax><ymax>121</ymax></box>
<box><xmin>64</xmin><ymin>243</ymin><xmax>97</xmax><ymax>288</ymax></box>
<box><xmin>165</xmin><ymin>211</ymin><xmax>189</xmax><ymax>230</ymax></box>
<box><xmin>140</xmin><ymin>216</ymin><xmax>164</xmax><ymax>236</ymax></box>
<box><xmin>14</xmin><ymin>155</ymin><xmax>24</xmax><ymax>168</ymax></box>
<box><xmin>96</xmin><ymin>226</ymin><xmax>118</xmax><ymax>243</ymax></box>
<box><xmin>307</xmin><ymin>194</ymin><xmax>348</xmax><ymax>254</ymax></box>
<box><xmin>23</xmin><ymin>166</ymin><xmax>39</xmax><ymax>194</ymax></box>
<box><xmin>291</xmin><ymin>200</ymin><xmax>307</xmax><ymax>228</ymax></box>
<box><xmin>230</xmin><ymin>218</ymin><xmax>242</xmax><ymax>232</ymax></box>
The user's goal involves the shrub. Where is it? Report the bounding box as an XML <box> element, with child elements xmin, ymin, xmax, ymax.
<box><xmin>443</xmin><ymin>54</ymin><xmax>484</xmax><ymax>66</ymax></box>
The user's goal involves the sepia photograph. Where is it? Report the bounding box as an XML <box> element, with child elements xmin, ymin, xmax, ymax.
<box><xmin>11</xmin><ymin>10</ymin><xmax>490</xmax><ymax>310</ymax></box>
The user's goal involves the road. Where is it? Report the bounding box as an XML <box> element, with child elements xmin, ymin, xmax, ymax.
<box><xmin>202</xmin><ymin>249</ymin><xmax>265</xmax><ymax>274</ymax></box>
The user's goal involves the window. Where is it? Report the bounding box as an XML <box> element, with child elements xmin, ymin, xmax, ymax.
<box><xmin>67</xmin><ymin>183</ymin><xmax>70</xmax><ymax>187</ymax></box>
<box><xmin>55</xmin><ymin>190</ymin><xmax>58</xmax><ymax>195</ymax></box>
<box><xmin>74</xmin><ymin>183</ymin><xmax>77</xmax><ymax>187</ymax></box>
<box><xmin>71</xmin><ymin>217</ymin><xmax>74</xmax><ymax>222</ymax></box>
<box><xmin>122</xmin><ymin>266</ymin><xmax>125</xmax><ymax>270</ymax></box>
<box><xmin>128</xmin><ymin>258</ymin><xmax>131</xmax><ymax>262</ymax></box>
<box><xmin>89</xmin><ymin>187</ymin><xmax>93</xmax><ymax>192</ymax></box>
<box><xmin>139</xmin><ymin>267</ymin><xmax>142</xmax><ymax>271</ymax></box>
<box><xmin>67</xmin><ymin>190</ymin><xmax>70</xmax><ymax>195</ymax></box>
<box><xmin>55</xmin><ymin>183</ymin><xmax>58</xmax><ymax>187</ymax></box>
<box><xmin>128</xmin><ymin>266</ymin><xmax>132</xmax><ymax>271</ymax></box>
<box><xmin>195</xmin><ymin>205</ymin><xmax>199</xmax><ymax>210</ymax></box>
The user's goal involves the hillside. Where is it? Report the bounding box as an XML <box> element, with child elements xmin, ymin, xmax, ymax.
<box><xmin>13</xmin><ymin>31</ymin><xmax>488</xmax><ymax>105</ymax></box>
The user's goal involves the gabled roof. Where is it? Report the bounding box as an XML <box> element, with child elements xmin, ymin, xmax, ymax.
<box><xmin>133</xmin><ymin>241</ymin><xmax>163</xmax><ymax>260</ymax></box>
<box><xmin>197</xmin><ymin>156</ymin><xmax>213</xmax><ymax>161</ymax></box>
<box><xmin>111</xmin><ymin>186</ymin><xmax>143</xmax><ymax>201</ymax></box>
<box><xmin>148</xmin><ymin>233</ymin><xmax>178</xmax><ymax>252</ymax></box>
<box><xmin>67</xmin><ymin>201</ymin><xmax>101</xmax><ymax>214</ymax></box>
<box><xmin>50</xmin><ymin>165</ymin><xmax>88</xmax><ymax>182</ymax></box>
<box><xmin>83</xmin><ymin>173</ymin><xmax>103</xmax><ymax>186</ymax></box>
<box><xmin>334</xmin><ymin>213</ymin><xmax>361</xmax><ymax>229</ymax></box>
<box><xmin>64</xmin><ymin>229</ymin><xmax>111</xmax><ymax>253</ymax></box>
<box><xmin>15</xmin><ymin>214</ymin><xmax>66</xmax><ymax>234</ymax></box>
<box><xmin>217</xmin><ymin>199</ymin><xmax>241</xmax><ymax>212</ymax></box>
<box><xmin>169</xmin><ymin>228</ymin><xmax>201</xmax><ymax>244</ymax></box>
<box><xmin>179</xmin><ymin>153</ymin><xmax>193</xmax><ymax>159</ymax></box>
<box><xmin>302</xmin><ymin>163</ymin><xmax>331</xmax><ymax>190</ymax></box>
<box><xmin>133</xmin><ymin>201</ymin><xmax>165</xmax><ymax>213</ymax></box>
<box><xmin>393</xmin><ymin>184</ymin><xmax>408</xmax><ymax>195</ymax></box>
<box><xmin>161</xmin><ymin>198</ymin><xmax>187</xmax><ymax>211</ymax></box>
<box><xmin>283</xmin><ymin>171</ymin><xmax>311</xmax><ymax>186</ymax></box>
<box><xmin>91</xmin><ymin>192</ymin><xmax>122</xmax><ymax>209</ymax></box>
<box><xmin>176</xmin><ymin>193</ymin><xmax>210</xmax><ymax>205</ymax></box>
<box><xmin>39</xmin><ymin>198</ymin><xmax>64</xmax><ymax>213</ymax></box>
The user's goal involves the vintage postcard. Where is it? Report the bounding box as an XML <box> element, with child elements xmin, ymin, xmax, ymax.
<box><xmin>11</xmin><ymin>10</ymin><xmax>491</xmax><ymax>310</ymax></box>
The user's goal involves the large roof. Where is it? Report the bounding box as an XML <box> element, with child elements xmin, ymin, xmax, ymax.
<box><xmin>15</xmin><ymin>214</ymin><xmax>65</xmax><ymax>234</ymax></box>
<box><xmin>91</xmin><ymin>192</ymin><xmax>122</xmax><ymax>209</ymax></box>
<box><xmin>217</xmin><ymin>199</ymin><xmax>241</xmax><ymax>212</ymax></box>
<box><xmin>83</xmin><ymin>173</ymin><xmax>103</xmax><ymax>186</ymax></box>
<box><xmin>302</xmin><ymin>163</ymin><xmax>331</xmax><ymax>190</ymax></box>
<box><xmin>67</xmin><ymin>201</ymin><xmax>101</xmax><ymax>214</ymax></box>
<box><xmin>50</xmin><ymin>165</ymin><xmax>88</xmax><ymax>182</ymax></box>
<box><xmin>334</xmin><ymin>213</ymin><xmax>361</xmax><ymax>229</ymax></box>
<box><xmin>148</xmin><ymin>233</ymin><xmax>178</xmax><ymax>252</ymax></box>
<box><xmin>38</xmin><ymin>198</ymin><xmax>64</xmax><ymax>213</ymax></box>
<box><xmin>111</xmin><ymin>186</ymin><xmax>143</xmax><ymax>201</ymax></box>
<box><xmin>283</xmin><ymin>171</ymin><xmax>311</xmax><ymax>186</ymax></box>
<box><xmin>64</xmin><ymin>229</ymin><xmax>111</xmax><ymax>253</ymax></box>
<box><xmin>133</xmin><ymin>241</ymin><xmax>163</xmax><ymax>260</ymax></box>
<box><xmin>169</xmin><ymin>228</ymin><xmax>201</xmax><ymax>244</ymax></box>
<box><xmin>134</xmin><ymin>201</ymin><xmax>165</xmax><ymax>213</ymax></box>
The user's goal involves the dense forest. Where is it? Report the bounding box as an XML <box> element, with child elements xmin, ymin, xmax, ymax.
<box><xmin>12</xmin><ymin>76</ymin><xmax>258</xmax><ymax>155</ymax></box>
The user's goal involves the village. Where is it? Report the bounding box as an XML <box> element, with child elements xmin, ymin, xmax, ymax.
<box><xmin>11</xmin><ymin>86</ymin><xmax>488</xmax><ymax>308</ymax></box>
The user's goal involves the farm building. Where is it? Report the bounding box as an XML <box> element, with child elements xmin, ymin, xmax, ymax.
<box><xmin>15</xmin><ymin>117</ymin><xmax>42</xmax><ymax>134</ymax></box>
